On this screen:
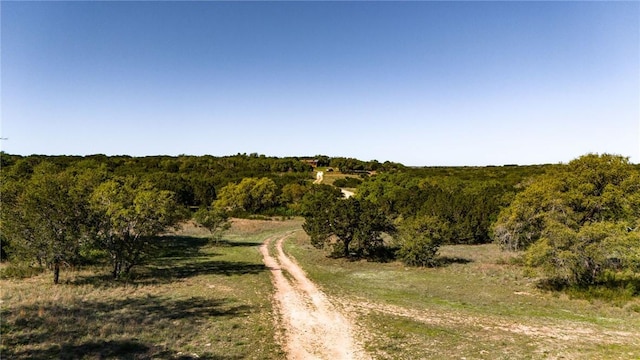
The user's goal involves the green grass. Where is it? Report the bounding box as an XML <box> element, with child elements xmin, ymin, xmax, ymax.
<box><xmin>283</xmin><ymin>232</ymin><xmax>640</xmax><ymax>359</ymax></box>
<box><xmin>0</xmin><ymin>218</ymin><xmax>301</xmax><ymax>360</ymax></box>
<box><xmin>314</xmin><ymin>169</ymin><xmax>361</xmax><ymax>186</ymax></box>
<box><xmin>4</xmin><ymin>218</ymin><xmax>639</xmax><ymax>359</ymax></box>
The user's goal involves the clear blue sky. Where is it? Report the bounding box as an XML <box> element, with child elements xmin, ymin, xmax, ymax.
<box><xmin>1</xmin><ymin>1</ymin><xmax>638</xmax><ymax>166</ymax></box>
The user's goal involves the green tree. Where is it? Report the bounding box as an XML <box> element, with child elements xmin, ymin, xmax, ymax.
<box><xmin>395</xmin><ymin>216</ymin><xmax>449</xmax><ymax>267</ymax></box>
<box><xmin>299</xmin><ymin>185</ymin><xmax>343</xmax><ymax>248</ymax></box>
<box><xmin>214</xmin><ymin>177</ymin><xmax>278</xmax><ymax>214</ymax></box>
<box><xmin>193</xmin><ymin>207</ymin><xmax>230</xmax><ymax>243</ymax></box>
<box><xmin>0</xmin><ymin>163</ymin><xmax>98</xmax><ymax>283</ymax></box>
<box><xmin>493</xmin><ymin>154</ymin><xmax>640</xmax><ymax>286</ymax></box>
<box><xmin>90</xmin><ymin>177</ymin><xmax>183</xmax><ymax>279</ymax></box>
<box><xmin>302</xmin><ymin>195</ymin><xmax>393</xmax><ymax>259</ymax></box>
<box><xmin>280</xmin><ymin>182</ymin><xmax>311</xmax><ymax>213</ymax></box>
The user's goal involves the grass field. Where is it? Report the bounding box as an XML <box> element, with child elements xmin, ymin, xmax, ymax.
<box><xmin>314</xmin><ymin>168</ymin><xmax>362</xmax><ymax>187</ymax></box>
<box><xmin>283</xmin><ymin>230</ymin><xmax>640</xmax><ymax>359</ymax></box>
<box><xmin>0</xmin><ymin>219</ymin><xmax>302</xmax><ymax>360</ymax></box>
<box><xmin>3</xmin><ymin>218</ymin><xmax>639</xmax><ymax>359</ymax></box>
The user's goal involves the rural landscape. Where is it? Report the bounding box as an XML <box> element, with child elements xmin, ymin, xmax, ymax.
<box><xmin>2</xmin><ymin>1</ymin><xmax>638</xmax><ymax>359</ymax></box>
<box><xmin>1</xmin><ymin>152</ymin><xmax>639</xmax><ymax>359</ymax></box>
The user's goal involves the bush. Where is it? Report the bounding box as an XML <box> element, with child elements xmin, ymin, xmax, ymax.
<box><xmin>494</xmin><ymin>154</ymin><xmax>640</xmax><ymax>287</ymax></box>
<box><xmin>0</xmin><ymin>263</ymin><xmax>45</xmax><ymax>279</ymax></box>
<box><xmin>333</xmin><ymin>177</ymin><xmax>362</xmax><ymax>188</ymax></box>
<box><xmin>395</xmin><ymin>216</ymin><xmax>448</xmax><ymax>267</ymax></box>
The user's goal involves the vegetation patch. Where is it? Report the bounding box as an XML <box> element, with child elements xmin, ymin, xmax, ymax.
<box><xmin>284</xmin><ymin>232</ymin><xmax>640</xmax><ymax>359</ymax></box>
<box><xmin>0</xmin><ymin>221</ymin><xmax>297</xmax><ymax>359</ymax></box>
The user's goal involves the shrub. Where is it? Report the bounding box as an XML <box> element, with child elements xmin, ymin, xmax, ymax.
<box><xmin>333</xmin><ymin>177</ymin><xmax>362</xmax><ymax>188</ymax></box>
<box><xmin>395</xmin><ymin>216</ymin><xmax>448</xmax><ymax>267</ymax></box>
<box><xmin>0</xmin><ymin>263</ymin><xmax>45</xmax><ymax>279</ymax></box>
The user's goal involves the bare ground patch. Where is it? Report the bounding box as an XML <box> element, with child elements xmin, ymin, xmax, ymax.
<box><xmin>261</xmin><ymin>232</ymin><xmax>370</xmax><ymax>360</ymax></box>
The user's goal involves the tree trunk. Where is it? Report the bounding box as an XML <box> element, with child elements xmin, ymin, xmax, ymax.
<box><xmin>53</xmin><ymin>261</ymin><xmax>60</xmax><ymax>284</ymax></box>
<box><xmin>112</xmin><ymin>258</ymin><xmax>121</xmax><ymax>279</ymax></box>
<box><xmin>343</xmin><ymin>239</ymin><xmax>351</xmax><ymax>258</ymax></box>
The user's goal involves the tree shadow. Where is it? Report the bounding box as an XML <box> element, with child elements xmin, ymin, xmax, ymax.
<box><xmin>435</xmin><ymin>256</ymin><xmax>473</xmax><ymax>267</ymax></box>
<box><xmin>154</xmin><ymin>235</ymin><xmax>213</xmax><ymax>259</ymax></box>
<box><xmin>10</xmin><ymin>340</ymin><xmax>150</xmax><ymax>360</ymax></box>
<box><xmin>71</xmin><ymin>235</ymin><xmax>267</xmax><ymax>287</ymax></box>
<box><xmin>10</xmin><ymin>340</ymin><xmax>244</xmax><ymax>359</ymax></box>
<box><xmin>536</xmin><ymin>276</ymin><xmax>640</xmax><ymax>299</ymax></box>
<box><xmin>212</xmin><ymin>239</ymin><xmax>264</xmax><ymax>247</ymax></box>
<box><xmin>142</xmin><ymin>260</ymin><xmax>267</xmax><ymax>283</ymax></box>
<box><xmin>2</xmin><ymin>295</ymin><xmax>250</xmax><ymax>359</ymax></box>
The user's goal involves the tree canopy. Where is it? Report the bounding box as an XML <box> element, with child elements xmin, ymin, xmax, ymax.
<box><xmin>302</xmin><ymin>186</ymin><xmax>394</xmax><ymax>259</ymax></box>
<box><xmin>90</xmin><ymin>177</ymin><xmax>184</xmax><ymax>279</ymax></box>
<box><xmin>493</xmin><ymin>154</ymin><xmax>640</xmax><ymax>286</ymax></box>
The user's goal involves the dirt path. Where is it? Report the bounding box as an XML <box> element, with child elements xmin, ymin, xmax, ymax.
<box><xmin>260</xmin><ymin>232</ymin><xmax>369</xmax><ymax>360</ymax></box>
<box><xmin>345</xmin><ymin>297</ymin><xmax>638</xmax><ymax>345</ymax></box>
<box><xmin>340</xmin><ymin>189</ymin><xmax>354</xmax><ymax>198</ymax></box>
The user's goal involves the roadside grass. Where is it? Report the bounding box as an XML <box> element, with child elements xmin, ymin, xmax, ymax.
<box><xmin>4</xmin><ymin>218</ymin><xmax>638</xmax><ymax>359</ymax></box>
<box><xmin>284</xmin><ymin>231</ymin><xmax>640</xmax><ymax>359</ymax></box>
<box><xmin>1</xmin><ymin>218</ymin><xmax>300</xmax><ymax>360</ymax></box>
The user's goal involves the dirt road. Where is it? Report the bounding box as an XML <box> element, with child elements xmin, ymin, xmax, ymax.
<box><xmin>260</xmin><ymin>232</ymin><xmax>369</xmax><ymax>360</ymax></box>
<box><xmin>340</xmin><ymin>189</ymin><xmax>354</xmax><ymax>198</ymax></box>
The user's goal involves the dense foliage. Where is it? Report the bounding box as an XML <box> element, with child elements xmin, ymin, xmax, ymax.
<box><xmin>91</xmin><ymin>177</ymin><xmax>185</xmax><ymax>279</ymax></box>
<box><xmin>301</xmin><ymin>186</ymin><xmax>394</xmax><ymax>259</ymax></box>
<box><xmin>357</xmin><ymin>173</ymin><xmax>515</xmax><ymax>245</ymax></box>
<box><xmin>493</xmin><ymin>154</ymin><xmax>640</xmax><ymax>286</ymax></box>
<box><xmin>394</xmin><ymin>216</ymin><xmax>449</xmax><ymax>267</ymax></box>
<box><xmin>0</xmin><ymin>153</ymin><xmax>317</xmax><ymax>208</ymax></box>
<box><xmin>0</xmin><ymin>153</ymin><xmax>403</xmax><ymax>281</ymax></box>
<box><xmin>332</xmin><ymin>177</ymin><xmax>363</xmax><ymax>188</ymax></box>
<box><xmin>3</xmin><ymin>151</ymin><xmax>638</xmax><ymax>293</ymax></box>
<box><xmin>1</xmin><ymin>162</ymin><xmax>104</xmax><ymax>283</ymax></box>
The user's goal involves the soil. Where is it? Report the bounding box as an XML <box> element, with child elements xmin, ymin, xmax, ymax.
<box><xmin>260</xmin><ymin>232</ymin><xmax>369</xmax><ymax>360</ymax></box>
<box><xmin>260</xmin><ymin>231</ymin><xmax>640</xmax><ymax>359</ymax></box>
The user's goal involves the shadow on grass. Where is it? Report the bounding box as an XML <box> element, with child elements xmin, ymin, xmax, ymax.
<box><xmin>71</xmin><ymin>234</ymin><xmax>267</xmax><ymax>287</ymax></box>
<box><xmin>154</xmin><ymin>235</ymin><xmax>214</xmax><ymax>259</ymax></box>
<box><xmin>144</xmin><ymin>260</ymin><xmax>267</xmax><ymax>282</ymax></box>
<box><xmin>2</xmin><ymin>295</ymin><xmax>250</xmax><ymax>360</ymax></box>
<box><xmin>536</xmin><ymin>276</ymin><xmax>640</xmax><ymax>301</ymax></box>
<box><xmin>10</xmin><ymin>340</ymin><xmax>244</xmax><ymax>360</ymax></box>
<box><xmin>212</xmin><ymin>239</ymin><xmax>264</xmax><ymax>247</ymax></box>
<box><xmin>436</xmin><ymin>256</ymin><xmax>473</xmax><ymax>267</ymax></box>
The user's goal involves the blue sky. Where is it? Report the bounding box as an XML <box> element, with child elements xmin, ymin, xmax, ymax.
<box><xmin>1</xmin><ymin>1</ymin><xmax>638</xmax><ymax>166</ymax></box>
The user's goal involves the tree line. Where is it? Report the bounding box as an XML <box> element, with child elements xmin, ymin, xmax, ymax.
<box><xmin>0</xmin><ymin>152</ymin><xmax>404</xmax><ymax>283</ymax></box>
<box><xmin>2</xmin><ymin>152</ymin><xmax>638</xmax><ymax>291</ymax></box>
<box><xmin>301</xmin><ymin>165</ymin><xmax>526</xmax><ymax>265</ymax></box>
<box><xmin>301</xmin><ymin>154</ymin><xmax>640</xmax><ymax>291</ymax></box>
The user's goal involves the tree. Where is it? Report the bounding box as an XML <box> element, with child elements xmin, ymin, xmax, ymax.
<box><xmin>492</xmin><ymin>176</ymin><xmax>568</xmax><ymax>251</ymax></box>
<box><xmin>193</xmin><ymin>207</ymin><xmax>230</xmax><ymax>244</ymax></box>
<box><xmin>492</xmin><ymin>154</ymin><xmax>640</xmax><ymax>286</ymax></box>
<box><xmin>214</xmin><ymin>177</ymin><xmax>278</xmax><ymax>214</ymax></box>
<box><xmin>90</xmin><ymin>177</ymin><xmax>183</xmax><ymax>279</ymax></box>
<box><xmin>0</xmin><ymin>162</ymin><xmax>99</xmax><ymax>284</ymax></box>
<box><xmin>395</xmin><ymin>216</ymin><xmax>449</xmax><ymax>267</ymax></box>
<box><xmin>300</xmin><ymin>184</ymin><xmax>347</xmax><ymax>249</ymax></box>
<box><xmin>302</xmin><ymin>195</ymin><xmax>394</xmax><ymax>259</ymax></box>
<box><xmin>280</xmin><ymin>182</ymin><xmax>311</xmax><ymax>214</ymax></box>
<box><xmin>525</xmin><ymin>220</ymin><xmax>640</xmax><ymax>286</ymax></box>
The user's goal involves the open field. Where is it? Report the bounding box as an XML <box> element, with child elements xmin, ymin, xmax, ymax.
<box><xmin>3</xmin><ymin>218</ymin><xmax>639</xmax><ymax>359</ymax></box>
<box><xmin>0</xmin><ymin>219</ymin><xmax>302</xmax><ymax>360</ymax></box>
<box><xmin>283</xmin><ymin>230</ymin><xmax>640</xmax><ymax>359</ymax></box>
<box><xmin>314</xmin><ymin>168</ymin><xmax>363</xmax><ymax>187</ymax></box>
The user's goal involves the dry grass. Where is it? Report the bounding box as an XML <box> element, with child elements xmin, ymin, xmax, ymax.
<box><xmin>4</xmin><ymin>218</ymin><xmax>638</xmax><ymax>359</ymax></box>
<box><xmin>0</xmin><ymin>219</ymin><xmax>300</xmax><ymax>360</ymax></box>
<box><xmin>314</xmin><ymin>169</ymin><xmax>360</xmax><ymax>186</ymax></box>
